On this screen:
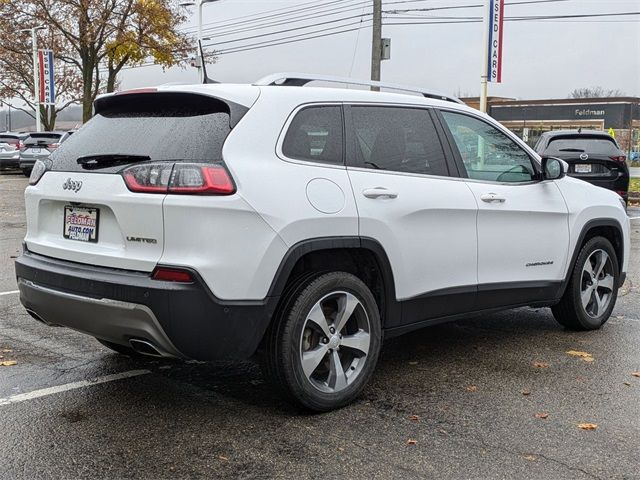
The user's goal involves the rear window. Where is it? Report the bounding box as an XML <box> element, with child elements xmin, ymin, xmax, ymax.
<box><xmin>0</xmin><ymin>135</ymin><xmax>19</xmax><ymax>145</ymax></box>
<box><xmin>50</xmin><ymin>93</ymin><xmax>233</xmax><ymax>173</ymax></box>
<box><xmin>545</xmin><ymin>136</ymin><xmax>619</xmax><ymax>155</ymax></box>
<box><xmin>26</xmin><ymin>134</ymin><xmax>62</xmax><ymax>145</ymax></box>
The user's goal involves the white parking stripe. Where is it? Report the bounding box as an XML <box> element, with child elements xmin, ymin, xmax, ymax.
<box><xmin>0</xmin><ymin>290</ymin><xmax>19</xmax><ymax>296</ymax></box>
<box><xmin>629</xmin><ymin>216</ymin><xmax>640</xmax><ymax>220</ymax></box>
<box><xmin>0</xmin><ymin>369</ymin><xmax>151</xmax><ymax>406</ymax></box>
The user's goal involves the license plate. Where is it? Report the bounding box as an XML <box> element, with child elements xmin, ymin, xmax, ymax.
<box><xmin>575</xmin><ymin>164</ymin><xmax>591</xmax><ymax>173</ymax></box>
<box><xmin>31</xmin><ymin>147</ymin><xmax>41</xmax><ymax>154</ymax></box>
<box><xmin>63</xmin><ymin>206</ymin><xmax>99</xmax><ymax>243</ymax></box>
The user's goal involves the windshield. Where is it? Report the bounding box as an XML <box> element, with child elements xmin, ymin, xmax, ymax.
<box><xmin>50</xmin><ymin>96</ymin><xmax>232</xmax><ymax>174</ymax></box>
<box><xmin>545</xmin><ymin>136</ymin><xmax>619</xmax><ymax>155</ymax></box>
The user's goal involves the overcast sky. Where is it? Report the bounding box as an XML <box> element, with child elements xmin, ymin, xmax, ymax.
<box><xmin>121</xmin><ymin>0</ymin><xmax>640</xmax><ymax>100</ymax></box>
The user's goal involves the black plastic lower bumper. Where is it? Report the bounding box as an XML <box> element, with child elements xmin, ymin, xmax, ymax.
<box><xmin>15</xmin><ymin>250</ymin><xmax>278</xmax><ymax>360</ymax></box>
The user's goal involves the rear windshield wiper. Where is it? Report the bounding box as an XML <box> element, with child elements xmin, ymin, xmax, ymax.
<box><xmin>77</xmin><ymin>154</ymin><xmax>151</xmax><ymax>170</ymax></box>
<box><xmin>557</xmin><ymin>148</ymin><xmax>585</xmax><ymax>152</ymax></box>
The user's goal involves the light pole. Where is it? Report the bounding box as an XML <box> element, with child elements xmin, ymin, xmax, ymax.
<box><xmin>180</xmin><ymin>0</ymin><xmax>221</xmax><ymax>83</ymax></box>
<box><xmin>20</xmin><ymin>26</ymin><xmax>47</xmax><ymax>132</ymax></box>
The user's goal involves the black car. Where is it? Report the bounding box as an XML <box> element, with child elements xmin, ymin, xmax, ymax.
<box><xmin>534</xmin><ymin>130</ymin><xmax>629</xmax><ymax>202</ymax></box>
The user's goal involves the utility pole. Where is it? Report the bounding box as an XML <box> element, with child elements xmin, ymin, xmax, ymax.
<box><xmin>370</xmin><ymin>0</ymin><xmax>382</xmax><ymax>91</ymax></box>
<box><xmin>20</xmin><ymin>26</ymin><xmax>46</xmax><ymax>132</ymax></box>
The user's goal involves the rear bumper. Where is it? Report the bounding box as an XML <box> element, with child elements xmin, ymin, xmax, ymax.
<box><xmin>0</xmin><ymin>154</ymin><xmax>20</xmax><ymax>168</ymax></box>
<box><xmin>15</xmin><ymin>250</ymin><xmax>278</xmax><ymax>360</ymax></box>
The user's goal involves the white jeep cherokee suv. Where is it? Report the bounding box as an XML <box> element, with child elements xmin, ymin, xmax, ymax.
<box><xmin>16</xmin><ymin>74</ymin><xmax>630</xmax><ymax>411</ymax></box>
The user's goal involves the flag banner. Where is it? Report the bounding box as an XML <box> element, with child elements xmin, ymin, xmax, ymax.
<box><xmin>38</xmin><ymin>49</ymin><xmax>55</xmax><ymax>105</ymax></box>
<box><xmin>487</xmin><ymin>0</ymin><xmax>504</xmax><ymax>83</ymax></box>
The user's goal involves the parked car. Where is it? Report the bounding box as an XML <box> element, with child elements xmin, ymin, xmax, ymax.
<box><xmin>19</xmin><ymin>131</ymin><xmax>72</xmax><ymax>176</ymax></box>
<box><xmin>0</xmin><ymin>132</ymin><xmax>27</xmax><ymax>170</ymax></box>
<box><xmin>534</xmin><ymin>130</ymin><xmax>630</xmax><ymax>203</ymax></box>
<box><xmin>15</xmin><ymin>74</ymin><xmax>630</xmax><ymax>411</ymax></box>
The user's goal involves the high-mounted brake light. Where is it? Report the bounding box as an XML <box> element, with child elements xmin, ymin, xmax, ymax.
<box><xmin>115</xmin><ymin>88</ymin><xmax>158</xmax><ymax>96</ymax></box>
<box><xmin>122</xmin><ymin>162</ymin><xmax>235</xmax><ymax>195</ymax></box>
<box><xmin>151</xmin><ymin>267</ymin><xmax>194</xmax><ymax>283</ymax></box>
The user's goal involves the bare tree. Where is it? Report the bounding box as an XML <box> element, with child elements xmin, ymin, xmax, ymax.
<box><xmin>569</xmin><ymin>87</ymin><xmax>626</xmax><ymax>99</ymax></box>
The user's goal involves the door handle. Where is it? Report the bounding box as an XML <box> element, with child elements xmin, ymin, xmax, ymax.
<box><xmin>480</xmin><ymin>193</ymin><xmax>506</xmax><ymax>203</ymax></box>
<box><xmin>362</xmin><ymin>188</ymin><xmax>398</xmax><ymax>199</ymax></box>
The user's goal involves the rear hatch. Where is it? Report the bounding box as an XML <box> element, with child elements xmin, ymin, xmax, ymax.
<box><xmin>21</xmin><ymin>133</ymin><xmax>63</xmax><ymax>160</ymax></box>
<box><xmin>544</xmin><ymin>135</ymin><xmax>628</xmax><ymax>180</ymax></box>
<box><xmin>24</xmin><ymin>90</ymin><xmax>251</xmax><ymax>272</ymax></box>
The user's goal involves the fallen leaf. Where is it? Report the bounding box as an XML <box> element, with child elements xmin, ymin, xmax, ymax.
<box><xmin>466</xmin><ymin>385</ymin><xmax>478</xmax><ymax>392</ymax></box>
<box><xmin>0</xmin><ymin>360</ymin><xmax>17</xmax><ymax>366</ymax></box>
<box><xmin>406</xmin><ymin>439</ymin><xmax>417</xmax><ymax>445</ymax></box>
<box><xmin>408</xmin><ymin>361</ymin><xmax>418</xmax><ymax>365</ymax></box>
<box><xmin>632</xmin><ymin>372</ymin><xmax>640</xmax><ymax>378</ymax></box>
<box><xmin>523</xmin><ymin>455</ymin><xmax>537</xmax><ymax>462</ymax></box>
<box><xmin>437</xmin><ymin>429</ymin><xmax>447</xmax><ymax>435</ymax></box>
<box><xmin>535</xmin><ymin>413</ymin><xmax>549</xmax><ymax>419</ymax></box>
<box><xmin>533</xmin><ymin>362</ymin><xmax>550</xmax><ymax>369</ymax></box>
<box><xmin>1</xmin><ymin>349</ymin><xmax>12</xmax><ymax>353</ymax></box>
<box><xmin>623</xmin><ymin>382</ymin><xmax>631</xmax><ymax>386</ymax></box>
<box><xmin>578</xmin><ymin>423</ymin><xmax>598</xmax><ymax>430</ymax></box>
<box><xmin>218</xmin><ymin>455</ymin><xmax>228</xmax><ymax>462</ymax></box>
<box><xmin>566</xmin><ymin>350</ymin><xmax>594</xmax><ymax>362</ymax></box>
<box><xmin>408</xmin><ymin>415</ymin><xmax>420</xmax><ymax>422</ymax></box>
<box><xmin>521</xmin><ymin>390</ymin><xmax>531</xmax><ymax>396</ymax></box>
<box><xmin>337</xmin><ymin>447</ymin><xmax>345</xmax><ymax>452</ymax></box>
<box><xmin>616</xmin><ymin>315</ymin><xmax>624</xmax><ymax>319</ymax></box>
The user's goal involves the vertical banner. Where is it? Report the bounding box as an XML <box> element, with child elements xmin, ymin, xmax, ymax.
<box><xmin>37</xmin><ymin>49</ymin><xmax>56</xmax><ymax>105</ymax></box>
<box><xmin>487</xmin><ymin>0</ymin><xmax>504</xmax><ymax>83</ymax></box>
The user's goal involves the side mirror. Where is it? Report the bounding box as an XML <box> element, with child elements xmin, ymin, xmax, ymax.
<box><xmin>541</xmin><ymin>156</ymin><xmax>566</xmax><ymax>180</ymax></box>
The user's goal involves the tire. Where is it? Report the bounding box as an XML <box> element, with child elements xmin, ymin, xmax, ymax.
<box><xmin>552</xmin><ymin>236</ymin><xmax>620</xmax><ymax>330</ymax></box>
<box><xmin>22</xmin><ymin>169</ymin><xmax>31</xmax><ymax>177</ymax></box>
<box><xmin>96</xmin><ymin>338</ymin><xmax>141</xmax><ymax>356</ymax></box>
<box><xmin>263</xmin><ymin>272</ymin><xmax>382</xmax><ymax>412</ymax></box>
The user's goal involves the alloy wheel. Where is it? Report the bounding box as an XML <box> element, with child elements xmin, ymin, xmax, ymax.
<box><xmin>580</xmin><ymin>249</ymin><xmax>615</xmax><ymax>318</ymax></box>
<box><xmin>299</xmin><ymin>291</ymin><xmax>371</xmax><ymax>393</ymax></box>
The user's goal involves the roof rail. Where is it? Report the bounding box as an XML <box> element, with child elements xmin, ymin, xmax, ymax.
<box><xmin>254</xmin><ymin>72</ymin><xmax>464</xmax><ymax>105</ymax></box>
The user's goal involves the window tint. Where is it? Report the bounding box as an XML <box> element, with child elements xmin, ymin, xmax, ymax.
<box><xmin>350</xmin><ymin>106</ymin><xmax>448</xmax><ymax>176</ymax></box>
<box><xmin>0</xmin><ymin>135</ymin><xmax>19</xmax><ymax>145</ymax></box>
<box><xmin>50</xmin><ymin>97</ymin><xmax>231</xmax><ymax>174</ymax></box>
<box><xmin>441</xmin><ymin>111</ymin><xmax>535</xmax><ymax>183</ymax></box>
<box><xmin>282</xmin><ymin>106</ymin><xmax>343</xmax><ymax>164</ymax></box>
<box><xmin>545</xmin><ymin>136</ymin><xmax>619</xmax><ymax>155</ymax></box>
<box><xmin>26</xmin><ymin>134</ymin><xmax>61</xmax><ymax>145</ymax></box>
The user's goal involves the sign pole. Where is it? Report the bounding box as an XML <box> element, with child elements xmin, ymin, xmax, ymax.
<box><xmin>480</xmin><ymin>0</ymin><xmax>489</xmax><ymax>113</ymax></box>
<box><xmin>32</xmin><ymin>29</ymin><xmax>41</xmax><ymax>132</ymax></box>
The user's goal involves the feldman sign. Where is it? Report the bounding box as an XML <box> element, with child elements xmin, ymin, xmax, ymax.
<box><xmin>38</xmin><ymin>49</ymin><xmax>55</xmax><ymax>105</ymax></box>
<box><xmin>487</xmin><ymin>0</ymin><xmax>505</xmax><ymax>83</ymax></box>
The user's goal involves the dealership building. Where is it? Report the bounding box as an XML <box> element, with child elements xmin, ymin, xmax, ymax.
<box><xmin>462</xmin><ymin>97</ymin><xmax>640</xmax><ymax>155</ymax></box>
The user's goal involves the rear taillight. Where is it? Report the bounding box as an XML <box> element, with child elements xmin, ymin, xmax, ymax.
<box><xmin>610</xmin><ymin>155</ymin><xmax>626</xmax><ymax>163</ymax></box>
<box><xmin>122</xmin><ymin>162</ymin><xmax>235</xmax><ymax>195</ymax></box>
<box><xmin>47</xmin><ymin>143</ymin><xmax>60</xmax><ymax>150</ymax></box>
<box><xmin>151</xmin><ymin>267</ymin><xmax>194</xmax><ymax>283</ymax></box>
<box><xmin>29</xmin><ymin>159</ymin><xmax>52</xmax><ymax>186</ymax></box>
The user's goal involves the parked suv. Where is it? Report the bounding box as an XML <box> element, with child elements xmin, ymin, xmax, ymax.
<box><xmin>15</xmin><ymin>75</ymin><xmax>630</xmax><ymax>411</ymax></box>
<box><xmin>534</xmin><ymin>130</ymin><xmax>630</xmax><ymax>203</ymax></box>
<box><xmin>0</xmin><ymin>133</ymin><xmax>26</xmax><ymax>170</ymax></box>
<box><xmin>19</xmin><ymin>131</ymin><xmax>71</xmax><ymax>176</ymax></box>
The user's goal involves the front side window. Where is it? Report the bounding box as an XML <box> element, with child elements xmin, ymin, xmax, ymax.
<box><xmin>349</xmin><ymin>106</ymin><xmax>448</xmax><ymax>176</ymax></box>
<box><xmin>282</xmin><ymin>106</ymin><xmax>343</xmax><ymax>165</ymax></box>
<box><xmin>441</xmin><ymin>111</ymin><xmax>536</xmax><ymax>183</ymax></box>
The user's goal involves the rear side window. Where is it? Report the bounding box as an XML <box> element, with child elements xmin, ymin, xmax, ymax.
<box><xmin>282</xmin><ymin>106</ymin><xmax>343</xmax><ymax>165</ymax></box>
<box><xmin>50</xmin><ymin>93</ymin><xmax>232</xmax><ymax>173</ymax></box>
<box><xmin>545</xmin><ymin>136</ymin><xmax>619</xmax><ymax>155</ymax></box>
<box><xmin>349</xmin><ymin>106</ymin><xmax>448</xmax><ymax>176</ymax></box>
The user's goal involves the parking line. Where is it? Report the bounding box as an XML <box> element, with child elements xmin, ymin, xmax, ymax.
<box><xmin>629</xmin><ymin>216</ymin><xmax>640</xmax><ymax>221</ymax></box>
<box><xmin>0</xmin><ymin>290</ymin><xmax>19</xmax><ymax>296</ymax></box>
<box><xmin>0</xmin><ymin>369</ymin><xmax>151</xmax><ymax>406</ymax></box>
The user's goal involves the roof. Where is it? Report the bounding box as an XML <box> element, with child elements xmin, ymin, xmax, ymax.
<box><xmin>540</xmin><ymin>129</ymin><xmax>613</xmax><ymax>137</ymax></box>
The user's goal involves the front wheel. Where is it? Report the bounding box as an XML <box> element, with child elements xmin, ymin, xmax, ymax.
<box><xmin>552</xmin><ymin>236</ymin><xmax>620</xmax><ymax>330</ymax></box>
<box><xmin>263</xmin><ymin>272</ymin><xmax>382</xmax><ymax>411</ymax></box>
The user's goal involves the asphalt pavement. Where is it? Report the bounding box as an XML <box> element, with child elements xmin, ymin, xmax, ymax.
<box><xmin>1</xmin><ymin>172</ymin><xmax>639</xmax><ymax>480</ymax></box>
<box><xmin>630</xmin><ymin>167</ymin><xmax>640</xmax><ymax>178</ymax></box>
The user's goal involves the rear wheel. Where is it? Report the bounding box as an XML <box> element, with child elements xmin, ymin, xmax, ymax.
<box><xmin>552</xmin><ymin>236</ymin><xmax>619</xmax><ymax>330</ymax></box>
<box><xmin>263</xmin><ymin>272</ymin><xmax>381</xmax><ymax>411</ymax></box>
<box><xmin>22</xmin><ymin>169</ymin><xmax>31</xmax><ymax>177</ymax></box>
